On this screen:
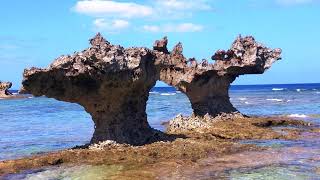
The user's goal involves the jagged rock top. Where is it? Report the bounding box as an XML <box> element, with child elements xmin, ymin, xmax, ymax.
<box><xmin>47</xmin><ymin>34</ymin><xmax>151</xmax><ymax>74</ymax></box>
<box><xmin>212</xmin><ymin>36</ymin><xmax>282</xmax><ymax>75</ymax></box>
<box><xmin>153</xmin><ymin>36</ymin><xmax>168</xmax><ymax>54</ymax></box>
<box><xmin>154</xmin><ymin>35</ymin><xmax>281</xmax><ymax>75</ymax></box>
<box><xmin>22</xmin><ymin>33</ymin><xmax>156</xmax><ymax>100</ymax></box>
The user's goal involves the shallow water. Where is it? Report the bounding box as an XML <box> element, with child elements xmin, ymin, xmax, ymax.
<box><xmin>3</xmin><ymin>165</ymin><xmax>125</xmax><ymax>180</ymax></box>
<box><xmin>1</xmin><ymin>83</ymin><xmax>320</xmax><ymax>179</ymax></box>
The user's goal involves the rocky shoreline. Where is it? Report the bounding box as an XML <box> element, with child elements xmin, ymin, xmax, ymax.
<box><xmin>1</xmin><ymin>34</ymin><xmax>301</xmax><ymax>178</ymax></box>
<box><xmin>0</xmin><ymin>117</ymin><xmax>318</xmax><ymax>178</ymax></box>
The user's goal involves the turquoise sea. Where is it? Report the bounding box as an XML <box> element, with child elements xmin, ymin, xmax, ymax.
<box><xmin>1</xmin><ymin>83</ymin><xmax>320</xmax><ymax>179</ymax></box>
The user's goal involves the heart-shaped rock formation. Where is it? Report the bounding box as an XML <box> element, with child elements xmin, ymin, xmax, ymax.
<box><xmin>22</xmin><ymin>33</ymin><xmax>281</xmax><ymax>144</ymax></box>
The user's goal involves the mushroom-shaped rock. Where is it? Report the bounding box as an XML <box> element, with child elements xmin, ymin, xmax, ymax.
<box><xmin>0</xmin><ymin>81</ymin><xmax>13</xmax><ymax>98</ymax></box>
<box><xmin>22</xmin><ymin>34</ymin><xmax>158</xmax><ymax>145</ymax></box>
<box><xmin>158</xmin><ymin>35</ymin><xmax>281</xmax><ymax>117</ymax></box>
<box><xmin>212</xmin><ymin>36</ymin><xmax>282</xmax><ymax>75</ymax></box>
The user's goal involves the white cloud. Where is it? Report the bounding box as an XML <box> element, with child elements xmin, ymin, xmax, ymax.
<box><xmin>111</xmin><ymin>19</ymin><xmax>130</xmax><ymax>29</ymax></box>
<box><xmin>73</xmin><ymin>0</ymin><xmax>210</xmax><ymax>33</ymax></box>
<box><xmin>143</xmin><ymin>23</ymin><xmax>203</xmax><ymax>33</ymax></box>
<box><xmin>153</xmin><ymin>0</ymin><xmax>213</xmax><ymax>19</ymax></box>
<box><xmin>275</xmin><ymin>0</ymin><xmax>316</xmax><ymax>5</ymax></box>
<box><xmin>93</xmin><ymin>18</ymin><xmax>130</xmax><ymax>31</ymax></box>
<box><xmin>74</xmin><ymin>0</ymin><xmax>153</xmax><ymax>18</ymax></box>
<box><xmin>155</xmin><ymin>0</ymin><xmax>212</xmax><ymax>10</ymax></box>
<box><xmin>0</xmin><ymin>44</ymin><xmax>19</xmax><ymax>50</ymax></box>
<box><xmin>143</xmin><ymin>25</ymin><xmax>160</xmax><ymax>33</ymax></box>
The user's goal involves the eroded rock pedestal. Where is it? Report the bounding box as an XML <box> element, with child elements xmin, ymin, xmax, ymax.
<box><xmin>22</xmin><ymin>33</ymin><xmax>281</xmax><ymax>144</ymax></box>
<box><xmin>0</xmin><ymin>81</ymin><xmax>13</xmax><ymax>98</ymax></box>
<box><xmin>22</xmin><ymin>34</ymin><xmax>158</xmax><ymax>145</ymax></box>
<box><xmin>154</xmin><ymin>36</ymin><xmax>281</xmax><ymax>118</ymax></box>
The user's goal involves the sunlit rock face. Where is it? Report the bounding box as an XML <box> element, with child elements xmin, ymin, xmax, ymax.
<box><xmin>154</xmin><ymin>36</ymin><xmax>282</xmax><ymax>117</ymax></box>
<box><xmin>0</xmin><ymin>81</ymin><xmax>13</xmax><ymax>98</ymax></box>
<box><xmin>22</xmin><ymin>33</ymin><xmax>158</xmax><ymax>145</ymax></box>
<box><xmin>22</xmin><ymin>33</ymin><xmax>281</xmax><ymax>144</ymax></box>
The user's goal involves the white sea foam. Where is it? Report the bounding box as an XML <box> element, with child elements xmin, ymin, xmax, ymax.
<box><xmin>28</xmin><ymin>97</ymin><xmax>33</xmax><ymax>99</ymax></box>
<box><xmin>287</xmin><ymin>114</ymin><xmax>308</xmax><ymax>118</ymax></box>
<box><xmin>149</xmin><ymin>91</ymin><xmax>159</xmax><ymax>94</ymax></box>
<box><xmin>266</xmin><ymin>98</ymin><xmax>283</xmax><ymax>102</ymax></box>
<box><xmin>245</xmin><ymin>101</ymin><xmax>250</xmax><ymax>104</ymax></box>
<box><xmin>175</xmin><ymin>91</ymin><xmax>182</xmax><ymax>94</ymax></box>
<box><xmin>272</xmin><ymin>88</ymin><xmax>284</xmax><ymax>91</ymax></box>
<box><xmin>316</xmin><ymin>92</ymin><xmax>320</xmax><ymax>94</ymax></box>
<box><xmin>239</xmin><ymin>98</ymin><xmax>247</xmax><ymax>101</ymax></box>
<box><xmin>160</xmin><ymin>93</ymin><xmax>176</xmax><ymax>96</ymax></box>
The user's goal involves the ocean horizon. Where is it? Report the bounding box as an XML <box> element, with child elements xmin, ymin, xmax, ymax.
<box><xmin>9</xmin><ymin>82</ymin><xmax>320</xmax><ymax>92</ymax></box>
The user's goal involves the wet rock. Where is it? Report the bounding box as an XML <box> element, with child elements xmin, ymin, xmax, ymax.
<box><xmin>0</xmin><ymin>117</ymin><xmax>310</xmax><ymax>177</ymax></box>
<box><xmin>167</xmin><ymin>113</ymin><xmax>244</xmax><ymax>133</ymax></box>
<box><xmin>22</xmin><ymin>33</ymin><xmax>159</xmax><ymax>145</ymax></box>
<box><xmin>0</xmin><ymin>81</ymin><xmax>13</xmax><ymax>98</ymax></box>
<box><xmin>48</xmin><ymin>158</ymin><xmax>63</xmax><ymax>165</ymax></box>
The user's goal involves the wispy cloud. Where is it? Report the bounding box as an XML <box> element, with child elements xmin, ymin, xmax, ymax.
<box><xmin>74</xmin><ymin>0</ymin><xmax>153</xmax><ymax>18</ymax></box>
<box><xmin>73</xmin><ymin>0</ymin><xmax>212</xmax><ymax>33</ymax></box>
<box><xmin>154</xmin><ymin>0</ymin><xmax>212</xmax><ymax>11</ymax></box>
<box><xmin>143</xmin><ymin>23</ymin><xmax>203</xmax><ymax>33</ymax></box>
<box><xmin>0</xmin><ymin>44</ymin><xmax>20</xmax><ymax>50</ymax></box>
<box><xmin>275</xmin><ymin>0</ymin><xmax>316</xmax><ymax>5</ymax></box>
<box><xmin>93</xmin><ymin>18</ymin><xmax>130</xmax><ymax>32</ymax></box>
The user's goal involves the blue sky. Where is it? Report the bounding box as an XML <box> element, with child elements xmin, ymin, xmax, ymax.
<box><xmin>1</xmin><ymin>0</ymin><xmax>319</xmax><ymax>89</ymax></box>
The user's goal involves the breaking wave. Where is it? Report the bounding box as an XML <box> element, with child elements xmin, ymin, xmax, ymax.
<box><xmin>287</xmin><ymin>114</ymin><xmax>308</xmax><ymax>118</ymax></box>
<box><xmin>160</xmin><ymin>93</ymin><xmax>176</xmax><ymax>96</ymax></box>
<box><xmin>272</xmin><ymin>88</ymin><xmax>285</xmax><ymax>91</ymax></box>
<box><xmin>266</xmin><ymin>98</ymin><xmax>283</xmax><ymax>102</ymax></box>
